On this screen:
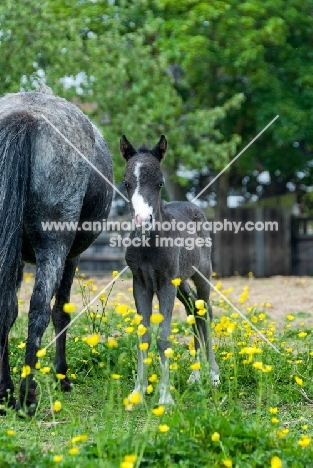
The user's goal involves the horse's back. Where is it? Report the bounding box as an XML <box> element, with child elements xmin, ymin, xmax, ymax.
<box><xmin>163</xmin><ymin>201</ymin><xmax>208</xmax><ymax>224</ymax></box>
<box><xmin>0</xmin><ymin>91</ymin><xmax>113</xmax><ymax>262</ymax></box>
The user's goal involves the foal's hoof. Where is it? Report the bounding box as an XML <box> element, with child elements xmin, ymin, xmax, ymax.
<box><xmin>158</xmin><ymin>394</ymin><xmax>174</xmax><ymax>406</ymax></box>
<box><xmin>210</xmin><ymin>371</ymin><xmax>220</xmax><ymax>387</ymax></box>
<box><xmin>188</xmin><ymin>370</ymin><xmax>201</xmax><ymax>384</ymax></box>
<box><xmin>59</xmin><ymin>376</ymin><xmax>72</xmax><ymax>392</ymax></box>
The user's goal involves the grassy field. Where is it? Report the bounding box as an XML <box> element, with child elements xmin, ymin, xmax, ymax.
<box><xmin>1</xmin><ymin>270</ymin><xmax>313</xmax><ymax>468</ymax></box>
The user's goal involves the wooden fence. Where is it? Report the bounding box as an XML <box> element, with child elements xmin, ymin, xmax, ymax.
<box><xmin>79</xmin><ymin>209</ymin><xmax>313</xmax><ymax>277</ymax></box>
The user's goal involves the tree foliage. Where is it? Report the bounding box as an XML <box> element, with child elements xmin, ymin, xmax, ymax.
<box><xmin>1</xmin><ymin>0</ymin><xmax>313</xmax><ymax>205</ymax></box>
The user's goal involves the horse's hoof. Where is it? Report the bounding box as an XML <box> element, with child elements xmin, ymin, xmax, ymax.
<box><xmin>15</xmin><ymin>400</ymin><xmax>37</xmax><ymax>418</ymax></box>
<box><xmin>158</xmin><ymin>394</ymin><xmax>174</xmax><ymax>406</ymax></box>
<box><xmin>60</xmin><ymin>376</ymin><xmax>72</xmax><ymax>392</ymax></box>
<box><xmin>16</xmin><ymin>389</ymin><xmax>38</xmax><ymax>417</ymax></box>
<box><xmin>210</xmin><ymin>371</ymin><xmax>220</xmax><ymax>386</ymax></box>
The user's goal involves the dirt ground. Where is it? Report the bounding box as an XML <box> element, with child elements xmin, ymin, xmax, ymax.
<box><xmin>19</xmin><ymin>271</ymin><xmax>313</xmax><ymax>327</ymax></box>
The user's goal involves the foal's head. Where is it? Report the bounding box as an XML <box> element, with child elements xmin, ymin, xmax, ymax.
<box><xmin>120</xmin><ymin>135</ymin><xmax>167</xmax><ymax>227</ymax></box>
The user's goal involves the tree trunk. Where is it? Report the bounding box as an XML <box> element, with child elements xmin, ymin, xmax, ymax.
<box><xmin>215</xmin><ymin>171</ymin><xmax>229</xmax><ymax>215</ymax></box>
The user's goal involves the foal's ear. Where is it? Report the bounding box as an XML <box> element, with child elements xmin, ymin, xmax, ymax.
<box><xmin>152</xmin><ymin>135</ymin><xmax>167</xmax><ymax>161</ymax></box>
<box><xmin>120</xmin><ymin>135</ymin><xmax>137</xmax><ymax>161</ymax></box>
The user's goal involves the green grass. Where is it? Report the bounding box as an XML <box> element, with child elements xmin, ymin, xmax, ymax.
<box><xmin>1</xmin><ymin>276</ymin><xmax>313</xmax><ymax>467</ymax></box>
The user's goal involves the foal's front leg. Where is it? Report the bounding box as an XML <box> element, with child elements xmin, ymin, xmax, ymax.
<box><xmin>132</xmin><ymin>277</ymin><xmax>153</xmax><ymax>398</ymax></box>
<box><xmin>156</xmin><ymin>283</ymin><xmax>176</xmax><ymax>405</ymax></box>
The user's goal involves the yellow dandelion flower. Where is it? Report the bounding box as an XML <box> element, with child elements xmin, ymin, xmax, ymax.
<box><xmin>159</xmin><ymin>424</ymin><xmax>170</xmax><ymax>433</ymax></box>
<box><xmin>36</xmin><ymin>348</ymin><xmax>46</xmax><ymax>358</ymax></box>
<box><xmin>194</xmin><ymin>299</ymin><xmax>204</xmax><ymax>310</ymax></box>
<box><xmin>286</xmin><ymin>314</ymin><xmax>294</xmax><ymax>321</ymax></box>
<box><xmin>269</xmin><ymin>407</ymin><xmax>278</xmax><ymax>414</ymax></box>
<box><xmin>148</xmin><ymin>374</ymin><xmax>158</xmax><ymax>383</ymax></box>
<box><xmin>69</xmin><ymin>447</ymin><xmax>79</xmax><ymax>455</ymax></box>
<box><xmin>150</xmin><ymin>313</ymin><xmax>164</xmax><ymax>324</ymax></box>
<box><xmin>132</xmin><ymin>314</ymin><xmax>143</xmax><ymax>326</ymax></box>
<box><xmin>271</xmin><ymin>456</ymin><xmax>282</xmax><ymax>468</ymax></box>
<box><xmin>295</xmin><ymin>376</ymin><xmax>303</xmax><ymax>386</ymax></box>
<box><xmin>56</xmin><ymin>373</ymin><xmax>66</xmax><ymax>380</ymax></box>
<box><xmin>298</xmin><ymin>332</ymin><xmax>307</xmax><ymax>338</ymax></box>
<box><xmin>299</xmin><ymin>435</ymin><xmax>311</xmax><ymax>447</ymax></box>
<box><xmin>190</xmin><ymin>362</ymin><xmax>201</xmax><ymax>371</ymax></box>
<box><xmin>302</xmin><ymin>425</ymin><xmax>308</xmax><ymax>430</ymax></box>
<box><xmin>112</xmin><ymin>270</ymin><xmax>118</xmax><ymax>278</ymax></box>
<box><xmin>107</xmin><ymin>338</ymin><xmax>118</xmax><ymax>348</ymax></box>
<box><xmin>63</xmin><ymin>303</ymin><xmax>76</xmax><ymax>314</ymax></box>
<box><xmin>223</xmin><ymin>460</ymin><xmax>232</xmax><ymax>468</ymax></box>
<box><xmin>40</xmin><ymin>366</ymin><xmax>51</xmax><ymax>374</ymax></box>
<box><xmin>171</xmin><ymin>278</ymin><xmax>182</xmax><ymax>287</ymax></box>
<box><xmin>139</xmin><ymin>342</ymin><xmax>149</xmax><ymax>351</ymax></box>
<box><xmin>186</xmin><ymin>315</ymin><xmax>196</xmax><ymax>325</ymax></box>
<box><xmin>71</xmin><ymin>434</ymin><xmax>88</xmax><ymax>444</ymax></box>
<box><xmin>120</xmin><ymin>462</ymin><xmax>133</xmax><ymax>468</ymax></box>
<box><xmin>143</xmin><ymin>357</ymin><xmax>152</xmax><ymax>365</ymax></box>
<box><xmin>137</xmin><ymin>324</ymin><xmax>147</xmax><ymax>336</ymax></box>
<box><xmin>196</xmin><ymin>308</ymin><xmax>206</xmax><ymax>316</ymax></box>
<box><xmin>164</xmin><ymin>348</ymin><xmax>174</xmax><ymax>358</ymax></box>
<box><xmin>146</xmin><ymin>384</ymin><xmax>153</xmax><ymax>394</ymax></box>
<box><xmin>116</xmin><ymin>304</ymin><xmax>128</xmax><ymax>315</ymax></box>
<box><xmin>53</xmin><ymin>401</ymin><xmax>62</xmax><ymax>412</ymax></box>
<box><xmin>21</xmin><ymin>365</ymin><xmax>31</xmax><ymax>379</ymax></box>
<box><xmin>252</xmin><ymin>361</ymin><xmax>263</xmax><ymax>370</ymax></box>
<box><xmin>124</xmin><ymin>455</ymin><xmax>137</xmax><ymax>463</ymax></box>
<box><xmin>53</xmin><ymin>455</ymin><xmax>63</xmax><ymax>463</ymax></box>
<box><xmin>70</xmin><ymin>373</ymin><xmax>76</xmax><ymax>379</ymax></box>
<box><xmin>125</xmin><ymin>326</ymin><xmax>134</xmax><ymax>333</ymax></box>
<box><xmin>17</xmin><ymin>342</ymin><xmax>26</xmax><ymax>349</ymax></box>
<box><xmin>152</xmin><ymin>405</ymin><xmax>165</xmax><ymax>416</ymax></box>
<box><xmin>211</xmin><ymin>432</ymin><xmax>220</xmax><ymax>442</ymax></box>
<box><xmin>111</xmin><ymin>374</ymin><xmax>121</xmax><ymax>380</ymax></box>
<box><xmin>271</xmin><ymin>417</ymin><xmax>279</xmax><ymax>424</ymax></box>
<box><xmin>128</xmin><ymin>392</ymin><xmax>141</xmax><ymax>405</ymax></box>
<box><xmin>85</xmin><ymin>334</ymin><xmax>100</xmax><ymax>347</ymax></box>
<box><xmin>7</xmin><ymin>430</ymin><xmax>15</xmax><ymax>436</ymax></box>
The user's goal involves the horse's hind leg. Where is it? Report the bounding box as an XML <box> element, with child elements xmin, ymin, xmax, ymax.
<box><xmin>190</xmin><ymin>270</ymin><xmax>220</xmax><ymax>386</ymax></box>
<box><xmin>52</xmin><ymin>257</ymin><xmax>79</xmax><ymax>392</ymax></box>
<box><xmin>0</xmin><ymin>262</ymin><xmax>24</xmax><ymax>413</ymax></box>
<box><xmin>18</xmin><ymin>250</ymin><xmax>67</xmax><ymax>413</ymax></box>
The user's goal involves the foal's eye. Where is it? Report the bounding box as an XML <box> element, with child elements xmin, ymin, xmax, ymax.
<box><xmin>158</xmin><ymin>181</ymin><xmax>164</xmax><ymax>188</ymax></box>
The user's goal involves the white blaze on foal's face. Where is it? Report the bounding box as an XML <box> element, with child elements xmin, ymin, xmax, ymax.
<box><xmin>132</xmin><ymin>161</ymin><xmax>153</xmax><ymax>226</ymax></box>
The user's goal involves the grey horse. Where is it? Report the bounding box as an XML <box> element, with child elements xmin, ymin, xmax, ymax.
<box><xmin>120</xmin><ymin>135</ymin><xmax>219</xmax><ymax>405</ymax></box>
<box><xmin>0</xmin><ymin>87</ymin><xmax>113</xmax><ymax>413</ymax></box>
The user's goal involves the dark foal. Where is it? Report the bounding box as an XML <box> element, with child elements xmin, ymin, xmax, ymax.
<box><xmin>120</xmin><ymin>135</ymin><xmax>219</xmax><ymax>404</ymax></box>
<box><xmin>0</xmin><ymin>88</ymin><xmax>113</xmax><ymax>414</ymax></box>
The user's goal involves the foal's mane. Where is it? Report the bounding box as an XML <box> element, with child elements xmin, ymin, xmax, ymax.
<box><xmin>137</xmin><ymin>143</ymin><xmax>152</xmax><ymax>154</ymax></box>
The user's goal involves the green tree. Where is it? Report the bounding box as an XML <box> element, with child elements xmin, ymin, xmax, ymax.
<box><xmin>0</xmin><ymin>0</ymin><xmax>243</xmax><ymax>208</ymax></box>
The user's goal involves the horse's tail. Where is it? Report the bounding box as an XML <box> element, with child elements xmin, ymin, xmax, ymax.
<box><xmin>0</xmin><ymin>111</ymin><xmax>36</xmax><ymax>323</ymax></box>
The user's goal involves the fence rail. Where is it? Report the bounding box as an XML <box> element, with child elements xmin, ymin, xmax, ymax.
<box><xmin>79</xmin><ymin>210</ymin><xmax>313</xmax><ymax>277</ymax></box>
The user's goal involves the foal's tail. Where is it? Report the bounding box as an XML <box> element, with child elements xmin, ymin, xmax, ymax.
<box><xmin>0</xmin><ymin>111</ymin><xmax>36</xmax><ymax>323</ymax></box>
